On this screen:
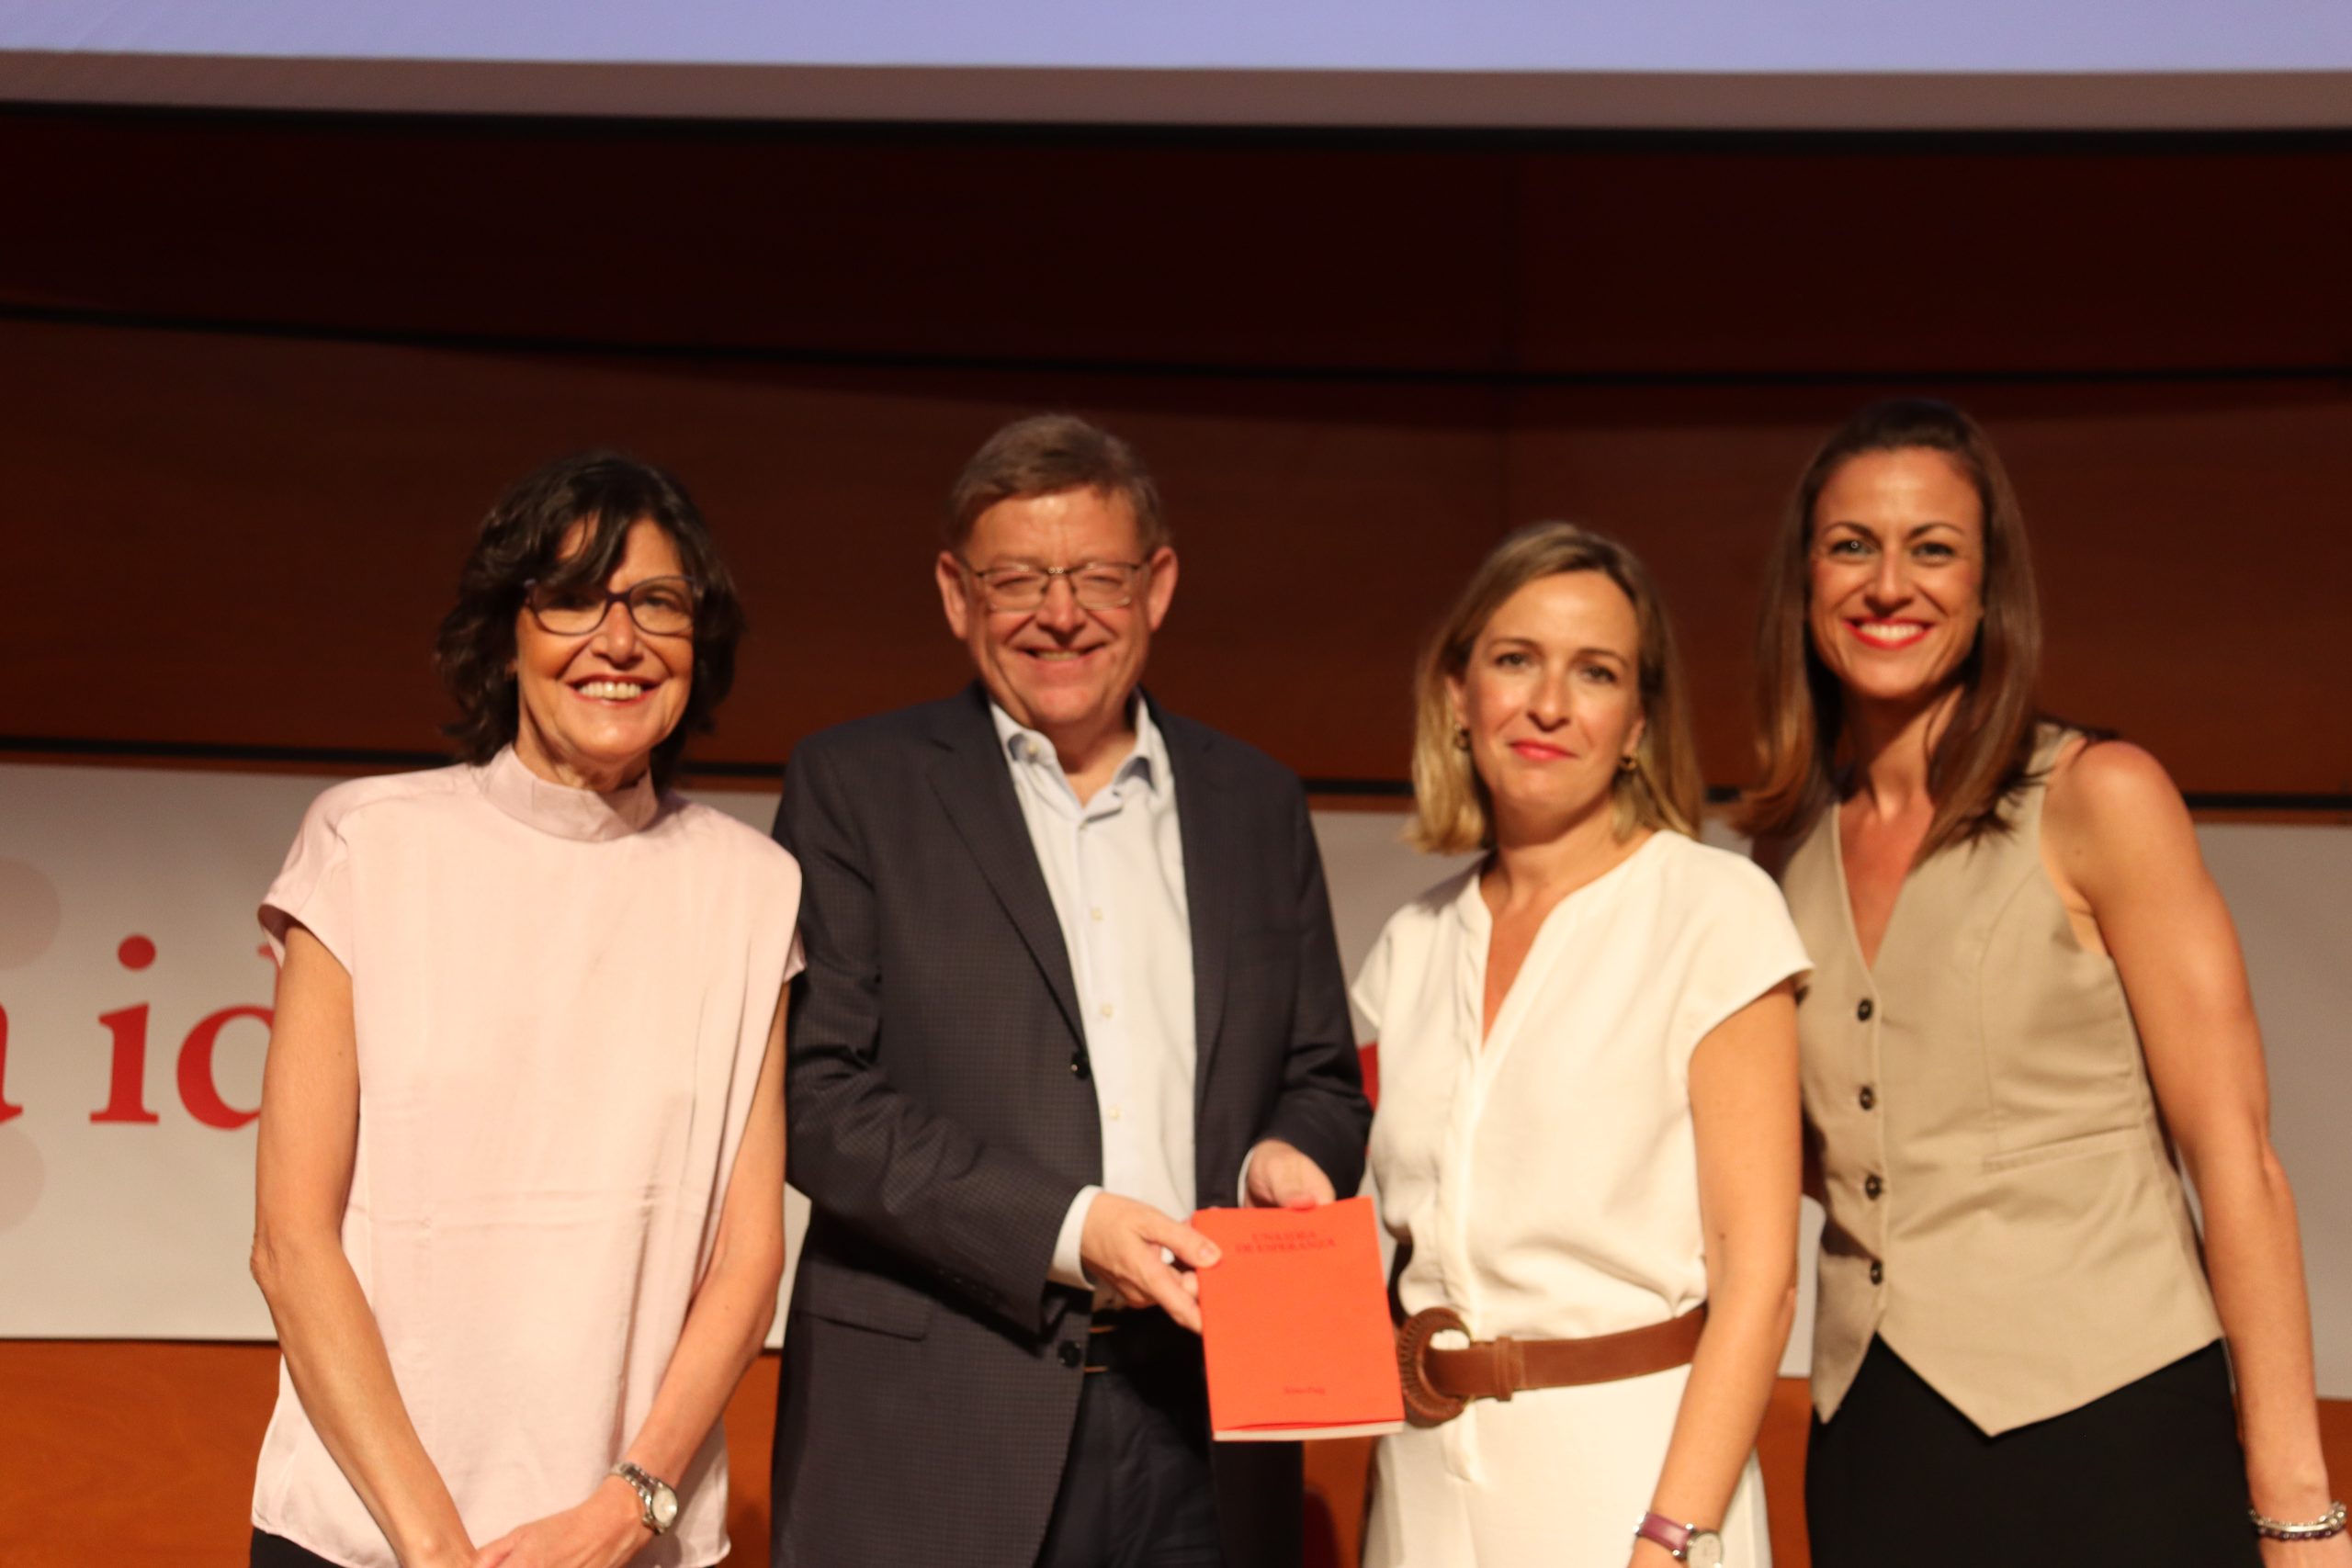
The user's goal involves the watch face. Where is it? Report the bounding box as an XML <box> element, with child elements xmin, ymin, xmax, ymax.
<box><xmin>651</xmin><ymin>1484</ymin><xmax>681</xmax><ymax>1529</ymax></box>
<box><xmin>1683</xmin><ymin>1529</ymin><xmax>1724</xmax><ymax>1568</ymax></box>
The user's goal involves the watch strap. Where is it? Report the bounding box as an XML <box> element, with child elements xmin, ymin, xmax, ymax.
<box><xmin>1634</xmin><ymin>1512</ymin><xmax>1695</xmax><ymax>1560</ymax></box>
<box><xmin>610</xmin><ymin>1461</ymin><xmax>676</xmax><ymax>1535</ymax></box>
<box><xmin>1636</xmin><ymin>1504</ymin><xmax>1712</xmax><ymax>1561</ymax></box>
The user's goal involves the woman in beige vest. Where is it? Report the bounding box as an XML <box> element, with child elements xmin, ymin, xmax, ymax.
<box><xmin>1741</xmin><ymin>398</ymin><xmax>2344</xmax><ymax>1567</ymax></box>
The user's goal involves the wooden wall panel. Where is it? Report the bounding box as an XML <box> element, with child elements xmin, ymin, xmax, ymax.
<box><xmin>9</xmin><ymin>110</ymin><xmax>2349</xmax><ymax>795</ymax></box>
<box><xmin>9</xmin><ymin>317</ymin><xmax>2346</xmax><ymax>793</ymax></box>
<box><xmin>7</xmin><ymin>115</ymin><xmax>2350</xmax><ymax>377</ymax></box>
<box><xmin>2</xmin><ymin>316</ymin><xmax>1511</xmax><ymax>779</ymax></box>
<box><xmin>6</xmin><ymin>1341</ymin><xmax>2347</xmax><ymax>1568</ymax></box>
<box><xmin>1507</xmin><ymin>149</ymin><xmax>2352</xmax><ymax>374</ymax></box>
<box><xmin>0</xmin><ymin>115</ymin><xmax>1524</xmax><ymax>372</ymax></box>
<box><xmin>0</xmin><ymin>1340</ymin><xmax>781</xmax><ymax>1568</ymax></box>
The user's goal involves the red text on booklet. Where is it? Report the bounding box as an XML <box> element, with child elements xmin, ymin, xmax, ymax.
<box><xmin>1191</xmin><ymin>1196</ymin><xmax>1405</xmax><ymax>1441</ymax></box>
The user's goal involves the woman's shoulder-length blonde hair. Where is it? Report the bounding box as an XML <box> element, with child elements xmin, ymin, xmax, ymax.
<box><xmin>1736</xmin><ymin>398</ymin><xmax>2043</xmax><ymax>857</ymax></box>
<box><xmin>1408</xmin><ymin>522</ymin><xmax>1704</xmax><ymax>854</ymax></box>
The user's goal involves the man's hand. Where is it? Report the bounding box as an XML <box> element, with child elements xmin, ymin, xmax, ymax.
<box><xmin>1243</xmin><ymin>1138</ymin><xmax>1336</xmax><ymax>1210</ymax></box>
<box><xmin>1079</xmin><ymin>1192</ymin><xmax>1222</xmax><ymax>1333</ymax></box>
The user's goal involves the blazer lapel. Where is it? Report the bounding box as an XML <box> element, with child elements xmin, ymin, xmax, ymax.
<box><xmin>1161</xmin><ymin>700</ymin><xmax>1236</xmax><ymax>1108</ymax></box>
<box><xmin>925</xmin><ymin>687</ymin><xmax>1085</xmax><ymax>1043</ymax></box>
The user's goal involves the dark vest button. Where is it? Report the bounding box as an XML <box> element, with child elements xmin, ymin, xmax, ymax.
<box><xmin>1856</xmin><ymin>998</ymin><xmax>1874</xmax><ymax>1021</ymax></box>
<box><xmin>1869</xmin><ymin>1259</ymin><xmax>1884</xmax><ymax>1285</ymax></box>
<box><xmin>1057</xmin><ymin>1340</ymin><xmax>1083</xmax><ymax>1369</ymax></box>
<box><xmin>1864</xmin><ymin>1174</ymin><xmax>1883</xmax><ymax>1200</ymax></box>
<box><xmin>1859</xmin><ymin>1085</ymin><xmax>1876</xmax><ymax>1111</ymax></box>
<box><xmin>1069</xmin><ymin>1053</ymin><xmax>1090</xmax><ymax>1079</ymax></box>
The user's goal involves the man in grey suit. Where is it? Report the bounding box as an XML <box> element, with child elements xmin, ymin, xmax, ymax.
<box><xmin>770</xmin><ymin>414</ymin><xmax>1372</xmax><ymax>1568</ymax></box>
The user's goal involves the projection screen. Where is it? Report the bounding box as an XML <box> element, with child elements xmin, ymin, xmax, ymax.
<box><xmin>3</xmin><ymin>0</ymin><xmax>2350</xmax><ymax>127</ymax></box>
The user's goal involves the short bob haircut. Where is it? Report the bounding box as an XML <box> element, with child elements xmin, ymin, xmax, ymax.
<box><xmin>435</xmin><ymin>451</ymin><xmax>744</xmax><ymax>793</ymax></box>
<box><xmin>1737</xmin><ymin>398</ymin><xmax>2042</xmax><ymax>858</ymax></box>
<box><xmin>944</xmin><ymin>412</ymin><xmax>1169</xmax><ymax>555</ymax></box>
<box><xmin>1409</xmin><ymin>523</ymin><xmax>1703</xmax><ymax>854</ymax></box>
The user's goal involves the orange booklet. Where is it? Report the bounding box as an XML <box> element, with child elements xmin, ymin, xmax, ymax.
<box><xmin>1192</xmin><ymin>1196</ymin><xmax>1405</xmax><ymax>1441</ymax></box>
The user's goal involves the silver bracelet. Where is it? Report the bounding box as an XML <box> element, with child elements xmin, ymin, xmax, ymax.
<box><xmin>2249</xmin><ymin>1500</ymin><xmax>2347</xmax><ymax>1541</ymax></box>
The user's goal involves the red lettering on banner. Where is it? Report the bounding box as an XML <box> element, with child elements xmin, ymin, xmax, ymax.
<box><xmin>0</xmin><ymin>1006</ymin><xmax>20</xmax><ymax>1124</ymax></box>
<box><xmin>91</xmin><ymin>933</ymin><xmax>164</xmax><ymax>1123</ymax></box>
<box><xmin>177</xmin><ymin>1005</ymin><xmax>269</xmax><ymax>1129</ymax></box>
<box><xmin>77</xmin><ymin>937</ymin><xmax>277</xmax><ymax>1129</ymax></box>
<box><xmin>90</xmin><ymin>1004</ymin><xmax>161</xmax><ymax>1123</ymax></box>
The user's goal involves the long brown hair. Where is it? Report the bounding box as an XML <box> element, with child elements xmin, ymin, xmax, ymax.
<box><xmin>1410</xmin><ymin>523</ymin><xmax>1703</xmax><ymax>853</ymax></box>
<box><xmin>1738</xmin><ymin>399</ymin><xmax>2042</xmax><ymax>857</ymax></box>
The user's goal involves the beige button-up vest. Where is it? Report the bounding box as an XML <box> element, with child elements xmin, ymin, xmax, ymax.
<box><xmin>1782</xmin><ymin>728</ymin><xmax>2221</xmax><ymax>1436</ymax></box>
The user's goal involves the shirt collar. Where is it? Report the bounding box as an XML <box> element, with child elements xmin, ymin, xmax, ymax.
<box><xmin>988</xmin><ymin>694</ymin><xmax>1166</xmax><ymax>798</ymax></box>
<box><xmin>480</xmin><ymin>745</ymin><xmax>662</xmax><ymax>841</ymax></box>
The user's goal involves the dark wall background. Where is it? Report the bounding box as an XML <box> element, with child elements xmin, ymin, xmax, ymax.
<box><xmin>6</xmin><ymin>110</ymin><xmax>2349</xmax><ymax>800</ymax></box>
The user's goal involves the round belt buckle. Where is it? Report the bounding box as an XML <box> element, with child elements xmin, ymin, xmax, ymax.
<box><xmin>1396</xmin><ymin>1305</ymin><xmax>1470</xmax><ymax>1427</ymax></box>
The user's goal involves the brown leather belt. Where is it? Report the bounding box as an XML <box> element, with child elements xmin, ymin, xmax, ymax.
<box><xmin>1396</xmin><ymin>1303</ymin><xmax>1708</xmax><ymax>1427</ymax></box>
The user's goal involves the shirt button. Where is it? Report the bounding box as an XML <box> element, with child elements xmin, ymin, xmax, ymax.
<box><xmin>1091</xmin><ymin>907</ymin><xmax>1104</xmax><ymax>922</ymax></box>
<box><xmin>1869</xmin><ymin>1259</ymin><xmax>1885</xmax><ymax>1286</ymax></box>
<box><xmin>1057</xmin><ymin>1341</ymin><xmax>1083</xmax><ymax>1369</ymax></box>
<box><xmin>1107</xmin><ymin>1105</ymin><xmax>1123</xmax><ymax>1122</ymax></box>
<box><xmin>1864</xmin><ymin>1174</ymin><xmax>1884</xmax><ymax>1200</ymax></box>
<box><xmin>1099</xmin><ymin>1003</ymin><xmax>1115</xmax><ymax>1020</ymax></box>
<box><xmin>1859</xmin><ymin>1085</ymin><xmax>1876</xmax><ymax>1111</ymax></box>
<box><xmin>1856</xmin><ymin>998</ymin><xmax>1874</xmax><ymax>1021</ymax></box>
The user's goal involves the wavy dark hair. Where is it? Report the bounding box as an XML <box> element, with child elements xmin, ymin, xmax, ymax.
<box><xmin>434</xmin><ymin>452</ymin><xmax>744</xmax><ymax>791</ymax></box>
<box><xmin>1737</xmin><ymin>399</ymin><xmax>2042</xmax><ymax>857</ymax></box>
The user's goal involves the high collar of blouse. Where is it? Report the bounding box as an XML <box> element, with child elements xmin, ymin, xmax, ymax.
<box><xmin>481</xmin><ymin>745</ymin><xmax>661</xmax><ymax>842</ymax></box>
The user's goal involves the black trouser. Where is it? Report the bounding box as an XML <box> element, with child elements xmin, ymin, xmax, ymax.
<box><xmin>250</xmin><ymin>1532</ymin><xmax>341</xmax><ymax>1568</ymax></box>
<box><xmin>1807</xmin><ymin>1336</ymin><xmax>2261</xmax><ymax>1568</ymax></box>
<box><xmin>1034</xmin><ymin>1308</ymin><xmax>1226</xmax><ymax>1568</ymax></box>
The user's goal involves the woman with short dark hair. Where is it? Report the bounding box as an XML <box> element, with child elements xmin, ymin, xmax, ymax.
<box><xmin>246</xmin><ymin>453</ymin><xmax>798</xmax><ymax>1568</ymax></box>
<box><xmin>1748</xmin><ymin>399</ymin><xmax>2345</xmax><ymax>1567</ymax></box>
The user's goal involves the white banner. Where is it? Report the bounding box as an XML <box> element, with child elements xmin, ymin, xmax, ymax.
<box><xmin>1</xmin><ymin>763</ymin><xmax>2346</xmax><ymax>1393</ymax></box>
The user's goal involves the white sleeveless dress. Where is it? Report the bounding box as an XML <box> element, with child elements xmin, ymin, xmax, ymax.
<box><xmin>1355</xmin><ymin>832</ymin><xmax>1808</xmax><ymax>1567</ymax></box>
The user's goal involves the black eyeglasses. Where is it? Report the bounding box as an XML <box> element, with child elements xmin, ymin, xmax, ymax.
<box><xmin>960</xmin><ymin>558</ymin><xmax>1149</xmax><ymax>612</ymax></box>
<box><xmin>523</xmin><ymin>576</ymin><xmax>699</xmax><ymax>637</ymax></box>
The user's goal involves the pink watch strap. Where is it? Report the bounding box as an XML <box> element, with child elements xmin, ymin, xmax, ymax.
<box><xmin>1634</xmin><ymin>1512</ymin><xmax>1695</xmax><ymax>1558</ymax></box>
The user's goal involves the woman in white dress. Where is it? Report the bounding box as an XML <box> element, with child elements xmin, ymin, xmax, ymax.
<box><xmin>1358</xmin><ymin>524</ymin><xmax>1809</xmax><ymax>1568</ymax></box>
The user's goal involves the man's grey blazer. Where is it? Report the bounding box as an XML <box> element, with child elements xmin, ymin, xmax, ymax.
<box><xmin>769</xmin><ymin>682</ymin><xmax>1372</xmax><ymax>1568</ymax></box>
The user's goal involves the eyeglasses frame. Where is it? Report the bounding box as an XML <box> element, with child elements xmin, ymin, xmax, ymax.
<box><xmin>957</xmin><ymin>557</ymin><xmax>1152</xmax><ymax>613</ymax></box>
<box><xmin>521</xmin><ymin>574</ymin><xmax>703</xmax><ymax>638</ymax></box>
